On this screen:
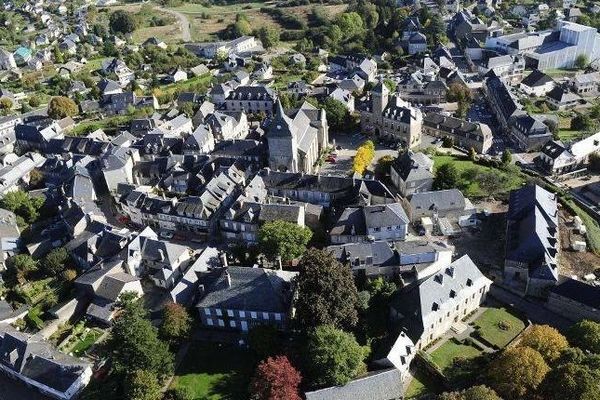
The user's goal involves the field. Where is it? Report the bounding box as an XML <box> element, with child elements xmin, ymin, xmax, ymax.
<box><xmin>472</xmin><ymin>307</ymin><xmax>526</xmax><ymax>348</ymax></box>
<box><xmin>432</xmin><ymin>154</ymin><xmax>526</xmax><ymax>198</ymax></box>
<box><xmin>429</xmin><ymin>339</ymin><xmax>482</xmax><ymax>373</ymax></box>
<box><xmin>100</xmin><ymin>4</ymin><xmax>182</xmax><ymax>44</ymax></box>
<box><xmin>169</xmin><ymin>342</ymin><xmax>256</xmax><ymax>400</ymax></box>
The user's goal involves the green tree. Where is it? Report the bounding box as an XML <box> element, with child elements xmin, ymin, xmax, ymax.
<box><xmin>438</xmin><ymin>385</ymin><xmax>502</xmax><ymax>400</ymax></box>
<box><xmin>519</xmin><ymin>324</ymin><xmax>569</xmax><ymax>363</ymax></box>
<box><xmin>334</xmin><ymin>12</ymin><xmax>365</xmax><ymax>40</ymax></box>
<box><xmin>568</xmin><ymin>320</ymin><xmax>600</xmax><ymax>354</ymax></box>
<box><xmin>255</xmin><ymin>26</ymin><xmax>279</xmax><ymax>49</ymax></box>
<box><xmin>160</xmin><ymin>302</ymin><xmax>191</xmax><ymax>342</ymax></box>
<box><xmin>575</xmin><ymin>54</ymin><xmax>589</xmax><ymax>69</ymax></box>
<box><xmin>305</xmin><ymin>325</ymin><xmax>369</xmax><ymax>387</ymax></box>
<box><xmin>124</xmin><ymin>370</ymin><xmax>162</xmax><ymax>400</ymax></box>
<box><xmin>0</xmin><ymin>190</ymin><xmax>44</xmax><ymax>224</ymax></box>
<box><xmin>0</xmin><ymin>97</ymin><xmax>13</xmax><ymax>110</ymax></box>
<box><xmin>258</xmin><ymin>220</ymin><xmax>312</xmax><ymax>263</ymax></box>
<box><xmin>47</xmin><ymin>96</ymin><xmax>78</xmax><ymax>120</ymax></box>
<box><xmin>446</xmin><ymin>83</ymin><xmax>473</xmax><ymax>118</ymax></box>
<box><xmin>163</xmin><ymin>387</ymin><xmax>194</xmax><ymax>400</ymax></box>
<box><xmin>501</xmin><ymin>149</ymin><xmax>512</xmax><ymax>165</ymax></box>
<box><xmin>110</xmin><ymin>10</ymin><xmax>138</xmax><ymax>34</ymax></box>
<box><xmin>104</xmin><ymin>294</ymin><xmax>174</xmax><ymax>379</ymax></box>
<box><xmin>488</xmin><ymin>346</ymin><xmax>549</xmax><ymax>399</ymax></box>
<box><xmin>28</xmin><ymin>95</ymin><xmax>41</xmax><ymax>108</ymax></box>
<box><xmin>295</xmin><ymin>249</ymin><xmax>359</xmax><ymax>330</ymax></box>
<box><xmin>43</xmin><ymin>247</ymin><xmax>70</xmax><ymax>276</ymax></box>
<box><xmin>540</xmin><ymin>362</ymin><xmax>600</xmax><ymax>400</ymax></box>
<box><xmin>6</xmin><ymin>254</ymin><xmax>38</xmax><ymax>284</ymax></box>
<box><xmin>322</xmin><ymin>97</ymin><xmax>350</xmax><ymax>131</ymax></box>
<box><xmin>571</xmin><ymin>114</ymin><xmax>593</xmax><ymax>131</ymax></box>
<box><xmin>433</xmin><ymin>162</ymin><xmax>459</xmax><ymax>190</ymax></box>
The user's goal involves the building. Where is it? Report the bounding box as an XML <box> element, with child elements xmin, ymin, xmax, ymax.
<box><xmin>223</xmin><ymin>85</ymin><xmax>277</xmax><ymax>115</ymax></box>
<box><xmin>570</xmin><ymin>72</ymin><xmax>600</xmax><ymax>94</ymax></box>
<box><xmin>0</xmin><ymin>209</ymin><xmax>20</xmax><ymax>270</ymax></box>
<box><xmin>196</xmin><ymin>267</ymin><xmax>297</xmax><ymax>332</ymax></box>
<box><xmin>537</xmin><ymin>132</ymin><xmax>600</xmax><ymax>175</ymax></box>
<box><xmin>358</xmin><ymin>82</ymin><xmax>423</xmax><ymax>148</ymax></box>
<box><xmin>0</xmin><ymin>48</ymin><xmax>16</xmax><ymax>70</ymax></box>
<box><xmin>390</xmin><ymin>151</ymin><xmax>434</xmax><ymax>197</ymax></box>
<box><xmin>422</xmin><ymin>113</ymin><xmax>493</xmax><ymax>153</ymax></box>
<box><xmin>390</xmin><ymin>255</ymin><xmax>492</xmax><ymax>349</ymax></box>
<box><xmin>304</xmin><ymin>369</ymin><xmax>404</xmax><ymax>400</ymax></box>
<box><xmin>546</xmin><ymin>86</ymin><xmax>581</xmax><ymax>109</ymax></box>
<box><xmin>504</xmin><ymin>185</ymin><xmax>559</xmax><ymax>298</ymax></box>
<box><xmin>330</xmin><ymin>203</ymin><xmax>410</xmax><ymax>244</ymax></box>
<box><xmin>520</xmin><ymin>69</ymin><xmax>555</xmax><ymax>96</ymax></box>
<box><xmin>509</xmin><ymin>113</ymin><xmax>553</xmax><ymax>151</ymax></box>
<box><xmin>267</xmin><ymin>100</ymin><xmax>329</xmax><ymax>174</ymax></box>
<box><xmin>478</xmin><ymin>55</ymin><xmax>525</xmax><ymax>84</ymax></box>
<box><xmin>186</xmin><ymin>36</ymin><xmax>261</xmax><ymax>59</ymax></box>
<box><xmin>406</xmin><ymin>189</ymin><xmax>478</xmax><ymax>228</ymax></box>
<box><xmin>0</xmin><ymin>325</ymin><xmax>92</xmax><ymax>400</ymax></box>
<box><xmin>547</xmin><ymin>278</ymin><xmax>600</xmax><ymax>323</ymax></box>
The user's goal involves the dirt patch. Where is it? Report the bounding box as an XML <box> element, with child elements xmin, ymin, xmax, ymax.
<box><xmin>558</xmin><ymin>209</ymin><xmax>600</xmax><ymax>277</ymax></box>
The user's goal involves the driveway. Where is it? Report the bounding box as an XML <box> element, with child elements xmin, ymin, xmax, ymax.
<box><xmin>158</xmin><ymin>7</ymin><xmax>191</xmax><ymax>42</ymax></box>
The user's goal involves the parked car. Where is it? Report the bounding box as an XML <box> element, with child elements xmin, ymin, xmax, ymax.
<box><xmin>160</xmin><ymin>231</ymin><xmax>174</xmax><ymax>240</ymax></box>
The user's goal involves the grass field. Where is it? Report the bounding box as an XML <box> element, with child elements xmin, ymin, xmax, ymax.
<box><xmin>432</xmin><ymin>154</ymin><xmax>526</xmax><ymax>198</ymax></box>
<box><xmin>170</xmin><ymin>342</ymin><xmax>256</xmax><ymax>400</ymax></box>
<box><xmin>71</xmin><ymin>329</ymin><xmax>103</xmax><ymax>357</ymax></box>
<box><xmin>429</xmin><ymin>339</ymin><xmax>482</xmax><ymax>373</ymax></box>
<box><xmin>472</xmin><ymin>307</ymin><xmax>526</xmax><ymax>348</ymax></box>
<box><xmin>405</xmin><ymin>366</ymin><xmax>444</xmax><ymax>399</ymax></box>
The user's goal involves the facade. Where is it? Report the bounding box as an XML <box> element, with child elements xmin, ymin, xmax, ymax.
<box><xmin>359</xmin><ymin>82</ymin><xmax>423</xmax><ymax>148</ymax></box>
<box><xmin>390</xmin><ymin>151</ymin><xmax>434</xmax><ymax>197</ymax></box>
<box><xmin>223</xmin><ymin>85</ymin><xmax>276</xmax><ymax>114</ymax></box>
<box><xmin>196</xmin><ymin>267</ymin><xmax>297</xmax><ymax>332</ymax></box>
<box><xmin>267</xmin><ymin>100</ymin><xmax>329</xmax><ymax>174</ymax></box>
<box><xmin>422</xmin><ymin>112</ymin><xmax>493</xmax><ymax>153</ymax></box>
<box><xmin>504</xmin><ymin>185</ymin><xmax>559</xmax><ymax>298</ymax></box>
<box><xmin>391</xmin><ymin>255</ymin><xmax>492</xmax><ymax>349</ymax></box>
<box><xmin>547</xmin><ymin>278</ymin><xmax>600</xmax><ymax>323</ymax></box>
<box><xmin>406</xmin><ymin>189</ymin><xmax>477</xmax><ymax>225</ymax></box>
<box><xmin>520</xmin><ymin>69</ymin><xmax>555</xmax><ymax>97</ymax></box>
<box><xmin>537</xmin><ymin>132</ymin><xmax>600</xmax><ymax>175</ymax></box>
<box><xmin>571</xmin><ymin>72</ymin><xmax>600</xmax><ymax>94</ymax></box>
<box><xmin>546</xmin><ymin>86</ymin><xmax>581</xmax><ymax>109</ymax></box>
<box><xmin>330</xmin><ymin>203</ymin><xmax>410</xmax><ymax>244</ymax></box>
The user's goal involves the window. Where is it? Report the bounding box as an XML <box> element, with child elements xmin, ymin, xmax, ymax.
<box><xmin>206</xmin><ymin>318</ymin><xmax>213</xmax><ymax>326</ymax></box>
<box><xmin>229</xmin><ymin>320</ymin><xmax>236</xmax><ymax>328</ymax></box>
<box><xmin>218</xmin><ymin>319</ymin><xmax>224</xmax><ymax>327</ymax></box>
<box><xmin>251</xmin><ymin>312</ymin><xmax>257</xmax><ymax>319</ymax></box>
<box><xmin>216</xmin><ymin>309</ymin><xmax>222</xmax><ymax>316</ymax></box>
<box><xmin>275</xmin><ymin>313</ymin><xmax>282</xmax><ymax>321</ymax></box>
<box><xmin>239</xmin><ymin>311</ymin><xmax>246</xmax><ymax>318</ymax></box>
<box><xmin>262</xmin><ymin>312</ymin><xmax>269</xmax><ymax>320</ymax></box>
<box><xmin>227</xmin><ymin>310</ymin><xmax>234</xmax><ymax>317</ymax></box>
<box><xmin>204</xmin><ymin>309</ymin><xmax>211</xmax><ymax>316</ymax></box>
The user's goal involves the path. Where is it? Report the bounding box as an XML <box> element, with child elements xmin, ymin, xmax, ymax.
<box><xmin>158</xmin><ymin>7</ymin><xmax>191</xmax><ymax>42</ymax></box>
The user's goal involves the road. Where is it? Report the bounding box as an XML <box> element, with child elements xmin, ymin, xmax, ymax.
<box><xmin>158</xmin><ymin>7</ymin><xmax>192</xmax><ymax>42</ymax></box>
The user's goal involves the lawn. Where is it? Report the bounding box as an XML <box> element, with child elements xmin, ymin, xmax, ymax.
<box><xmin>170</xmin><ymin>342</ymin><xmax>256</xmax><ymax>400</ymax></box>
<box><xmin>71</xmin><ymin>328</ymin><xmax>103</xmax><ymax>357</ymax></box>
<box><xmin>429</xmin><ymin>339</ymin><xmax>482</xmax><ymax>373</ymax></box>
<box><xmin>558</xmin><ymin>129</ymin><xmax>585</xmax><ymax>142</ymax></box>
<box><xmin>472</xmin><ymin>307</ymin><xmax>526</xmax><ymax>348</ymax></box>
<box><xmin>405</xmin><ymin>366</ymin><xmax>444</xmax><ymax>399</ymax></box>
<box><xmin>432</xmin><ymin>154</ymin><xmax>526</xmax><ymax>198</ymax></box>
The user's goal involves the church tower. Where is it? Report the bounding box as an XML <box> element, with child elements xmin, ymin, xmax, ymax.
<box><xmin>372</xmin><ymin>80</ymin><xmax>389</xmax><ymax>118</ymax></box>
<box><xmin>267</xmin><ymin>99</ymin><xmax>298</xmax><ymax>172</ymax></box>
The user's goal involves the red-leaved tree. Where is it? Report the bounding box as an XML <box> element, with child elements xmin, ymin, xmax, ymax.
<box><xmin>250</xmin><ymin>355</ymin><xmax>302</xmax><ymax>400</ymax></box>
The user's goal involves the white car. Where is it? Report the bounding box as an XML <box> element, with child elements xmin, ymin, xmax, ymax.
<box><xmin>160</xmin><ymin>231</ymin><xmax>174</xmax><ymax>240</ymax></box>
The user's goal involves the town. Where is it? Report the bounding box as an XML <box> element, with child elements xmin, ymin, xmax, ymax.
<box><xmin>1</xmin><ymin>0</ymin><xmax>600</xmax><ymax>399</ymax></box>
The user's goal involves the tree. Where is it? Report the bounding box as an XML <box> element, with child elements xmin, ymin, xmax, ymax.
<box><xmin>438</xmin><ymin>385</ymin><xmax>502</xmax><ymax>400</ymax></box>
<box><xmin>501</xmin><ymin>149</ymin><xmax>512</xmax><ymax>165</ymax></box>
<box><xmin>47</xmin><ymin>96</ymin><xmax>78</xmax><ymax>120</ymax></box>
<box><xmin>249</xmin><ymin>356</ymin><xmax>302</xmax><ymax>400</ymax></box>
<box><xmin>519</xmin><ymin>324</ymin><xmax>568</xmax><ymax>362</ymax></box>
<box><xmin>433</xmin><ymin>163</ymin><xmax>459</xmax><ymax>190</ymax></box>
<box><xmin>43</xmin><ymin>247</ymin><xmax>70</xmax><ymax>276</ymax></box>
<box><xmin>255</xmin><ymin>26</ymin><xmax>280</xmax><ymax>49</ymax></box>
<box><xmin>6</xmin><ymin>254</ymin><xmax>38</xmax><ymax>284</ymax></box>
<box><xmin>0</xmin><ymin>97</ymin><xmax>12</xmax><ymax>110</ymax></box>
<box><xmin>353</xmin><ymin>140</ymin><xmax>375</xmax><ymax>175</ymax></box>
<box><xmin>0</xmin><ymin>190</ymin><xmax>44</xmax><ymax>224</ymax></box>
<box><xmin>28</xmin><ymin>96</ymin><xmax>41</xmax><ymax>108</ymax></box>
<box><xmin>160</xmin><ymin>302</ymin><xmax>191</xmax><ymax>342</ymax></box>
<box><xmin>575</xmin><ymin>54</ymin><xmax>589</xmax><ymax>70</ymax></box>
<box><xmin>305</xmin><ymin>325</ymin><xmax>369</xmax><ymax>387</ymax></box>
<box><xmin>334</xmin><ymin>12</ymin><xmax>365</xmax><ymax>40</ymax></box>
<box><xmin>124</xmin><ymin>370</ymin><xmax>162</xmax><ymax>400</ymax></box>
<box><xmin>258</xmin><ymin>220</ymin><xmax>312</xmax><ymax>263</ymax></box>
<box><xmin>104</xmin><ymin>294</ymin><xmax>174</xmax><ymax>379</ymax></box>
<box><xmin>468</xmin><ymin>147</ymin><xmax>477</xmax><ymax>161</ymax></box>
<box><xmin>571</xmin><ymin>114</ymin><xmax>593</xmax><ymax>131</ymax></box>
<box><xmin>540</xmin><ymin>362</ymin><xmax>600</xmax><ymax>400</ymax></box>
<box><xmin>28</xmin><ymin>168</ymin><xmax>44</xmax><ymax>188</ymax></box>
<box><xmin>248</xmin><ymin>325</ymin><xmax>281</xmax><ymax>359</ymax></box>
<box><xmin>322</xmin><ymin>97</ymin><xmax>350</xmax><ymax>131</ymax></box>
<box><xmin>488</xmin><ymin>346</ymin><xmax>549</xmax><ymax>399</ymax></box>
<box><xmin>447</xmin><ymin>83</ymin><xmax>473</xmax><ymax>118</ymax></box>
<box><xmin>295</xmin><ymin>249</ymin><xmax>360</xmax><ymax>330</ymax></box>
<box><xmin>163</xmin><ymin>387</ymin><xmax>194</xmax><ymax>400</ymax></box>
<box><xmin>110</xmin><ymin>10</ymin><xmax>138</xmax><ymax>34</ymax></box>
<box><xmin>568</xmin><ymin>320</ymin><xmax>600</xmax><ymax>354</ymax></box>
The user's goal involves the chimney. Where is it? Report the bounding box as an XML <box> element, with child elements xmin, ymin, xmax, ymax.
<box><xmin>276</xmin><ymin>255</ymin><xmax>283</xmax><ymax>270</ymax></box>
<box><xmin>225</xmin><ymin>269</ymin><xmax>231</xmax><ymax>287</ymax></box>
<box><xmin>158</xmin><ymin>248</ymin><xmax>165</xmax><ymax>262</ymax></box>
<box><xmin>219</xmin><ymin>252</ymin><xmax>228</xmax><ymax>267</ymax></box>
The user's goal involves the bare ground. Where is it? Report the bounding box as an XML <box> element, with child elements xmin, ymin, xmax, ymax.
<box><xmin>558</xmin><ymin>209</ymin><xmax>600</xmax><ymax>277</ymax></box>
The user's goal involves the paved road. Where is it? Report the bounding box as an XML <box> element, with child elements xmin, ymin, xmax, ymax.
<box><xmin>159</xmin><ymin>7</ymin><xmax>192</xmax><ymax>42</ymax></box>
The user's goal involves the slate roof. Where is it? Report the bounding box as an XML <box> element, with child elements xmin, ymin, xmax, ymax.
<box><xmin>550</xmin><ymin>278</ymin><xmax>600</xmax><ymax>309</ymax></box>
<box><xmin>521</xmin><ymin>69</ymin><xmax>553</xmax><ymax>88</ymax></box>
<box><xmin>304</xmin><ymin>368</ymin><xmax>404</xmax><ymax>400</ymax></box>
<box><xmin>196</xmin><ymin>267</ymin><xmax>297</xmax><ymax>313</ymax></box>
<box><xmin>410</xmin><ymin>189</ymin><xmax>467</xmax><ymax>213</ymax></box>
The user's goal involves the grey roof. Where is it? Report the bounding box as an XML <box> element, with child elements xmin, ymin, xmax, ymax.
<box><xmin>392</xmin><ymin>151</ymin><xmax>434</xmax><ymax>183</ymax></box>
<box><xmin>550</xmin><ymin>278</ymin><xmax>600</xmax><ymax>309</ymax></box>
<box><xmin>364</xmin><ymin>203</ymin><xmax>409</xmax><ymax>229</ymax></box>
<box><xmin>196</xmin><ymin>267</ymin><xmax>297</xmax><ymax>313</ymax></box>
<box><xmin>410</xmin><ymin>189</ymin><xmax>466</xmax><ymax>213</ymax></box>
<box><xmin>328</xmin><ymin>241</ymin><xmax>397</xmax><ymax>267</ymax></box>
<box><xmin>171</xmin><ymin>246</ymin><xmax>221</xmax><ymax>306</ymax></box>
<box><xmin>521</xmin><ymin>69</ymin><xmax>553</xmax><ymax>88</ymax></box>
<box><xmin>304</xmin><ymin>368</ymin><xmax>404</xmax><ymax>400</ymax></box>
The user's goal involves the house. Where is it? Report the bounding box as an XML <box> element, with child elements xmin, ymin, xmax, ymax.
<box><xmin>0</xmin><ymin>152</ymin><xmax>46</xmax><ymax>197</ymax></box>
<box><xmin>509</xmin><ymin>112</ymin><xmax>553</xmax><ymax>152</ymax></box>
<box><xmin>304</xmin><ymin>369</ymin><xmax>404</xmax><ymax>400</ymax></box>
<box><xmin>504</xmin><ymin>185</ymin><xmax>559</xmax><ymax>298</ymax></box>
<box><xmin>0</xmin><ymin>208</ymin><xmax>20</xmax><ymax>270</ymax></box>
<box><xmin>330</xmin><ymin>203</ymin><xmax>410</xmax><ymax>244</ymax></box>
<box><xmin>13</xmin><ymin>47</ymin><xmax>32</xmax><ymax>65</ymax></box>
<box><xmin>234</xmin><ymin>70</ymin><xmax>250</xmax><ymax>85</ymax></box>
<box><xmin>196</xmin><ymin>267</ymin><xmax>298</xmax><ymax>332</ymax></box>
<box><xmin>97</xmin><ymin>78</ymin><xmax>122</xmax><ymax>97</ymax></box>
<box><xmin>190</xmin><ymin>64</ymin><xmax>209</xmax><ymax>77</ymax></box>
<box><xmin>547</xmin><ymin>278</ymin><xmax>600</xmax><ymax>322</ymax></box>
<box><xmin>390</xmin><ymin>151</ymin><xmax>434</xmax><ymax>197</ymax></box>
<box><xmin>546</xmin><ymin>86</ymin><xmax>581</xmax><ymax>109</ymax></box>
<box><xmin>206</xmin><ymin>110</ymin><xmax>248</xmax><ymax>141</ymax></box>
<box><xmin>253</xmin><ymin>63</ymin><xmax>273</xmax><ymax>80</ymax></box>
<box><xmin>224</xmin><ymin>85</ymin><xmax>277</xmax><ymax>114</ymax></box>
<box><xmin>267</xmin><ymin>100</ymin><xmax>329</xmax><ymax>174</ymax></box>
<box><xmin>390</xmin><ymin>254</ymin><xmax>492</xmax><ymax>349</ymax></box>
<box><xmin>537</xmin><ymin>131</ymin><xmax>600</xmax><ymax>175</ymax></box>
<box><xmin>520</xmin><ymin>69</ymin><xmax>555</xmax><ymax>97</ymax></box>
<box><xmin>478</xmin><ymin>54</ymin><xmax>525</xmax><ymax>84</ymax></box>
<box><xmin>75</xmin><ymin>259</ymin><xmax>143</xmax><ymax>325</ymax></box>
<box><xmin>422</xmin><ymin>113</ymin><xmax>493</xmax><ymax>154</ymax></box>
<box><xmin>59</xmin><ymin>39</ymin><xmax>77</xmax><ymax>55</ymax></box>
<box><xmin>185</xmin><ymin>36</ymin><xmax>261</xmax><ymax>59</ymax></box>
<box><xmin>170</xmin><ymin>246</ymin><xmax>222</xmax><ymax>306</ymax></box>
<box><xmin>408</xmin><ymin>32</ymin><xmax>428</xmax><ymax>55</ymax></box>
<box><xmin>0</xmin><ymin>325</ymin><xmax>92</xmax><ymax>400</ymax></box>
<box><xmin>101</xmin><ymin>58</ymin><xmax>135</xmax><ymax>87</ymax></box>
<box><xmin>329</xmin><ymin>87</ymin><xmax>355</xmax><ymax>112</ymax></box>
<box><xmin>184</xmin><ymin>125</ymin><xmax>215</xmax><ymax>154</ymax></box>
<box><xmin>571</xmin><ymin>72</ymin><xmax>600</xmax><ymax>94</ymax></box>
<box><xmin>406</xmin><ymin>189</ymin><xmax>478</xmax><ymax>233</ymax></box>
<box><xmin>0</xmin><ymin>48</ymin><xmax>17</xmax><ymax>70</ymax></box>
<box><xmin>142</xmin><ymin>37</ymin><xmax>167</xmax><ymax>49</ymax></box>
<box><xmin>167</xmin><ymin>67</ymin><xmax>188</xmax><ymax>83</ymax></box>
<box><xmin>358</xmin><ymin>81</ymin><xmax>423</xmax><ymax>149</ymax></box>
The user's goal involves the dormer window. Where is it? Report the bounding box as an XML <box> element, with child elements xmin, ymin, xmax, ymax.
<box><xmin>466</xmin><ymin>278</ymin><xmax>473</xmax><ymax>287</ymax></box>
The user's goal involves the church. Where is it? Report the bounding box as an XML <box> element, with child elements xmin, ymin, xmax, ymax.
<box><xmin>267</xmin><ymin>100</ymin><xmax>329</xmax><ymax>173</ymax></box>
<box><xmin>359</xmin><ymin>81</ymin><xmax>423</xmax><ymax>148</ymax></box>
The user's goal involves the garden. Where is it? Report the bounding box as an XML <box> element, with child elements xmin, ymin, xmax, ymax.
<box><xmin>58</xmin><ymin>322</ymin><xmax>104</xmax><ymax>357</ymax></box>
<box><xmin>471</xmin><ymin>307</ymin><xmax>526</xmax><ymax>349</ymax></box>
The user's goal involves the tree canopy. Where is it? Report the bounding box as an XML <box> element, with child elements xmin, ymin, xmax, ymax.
<box><xmin>258</xmin><ymin>220</ymin><xmax>312</xmax><ymax>263</ymax></box>
<box><xmin>295</xmin><ymin>249</ymin><xmax>359</xmax><ymax>330</ymax></box>
<box><xmin>568</xmin><ymin>320</ymin><xmax>600</xmax><ymax>354</ymax></box>
<box><xmin>488</xmin><ymin>346</ymin><xmax>549</xmax><ymax>399</ymax></box>
<box><xmin>305</xmin><ymin>325</ymin><xmax>369</xmax><ymax>388</ymax></box>
<box><xmin>160</xmin><ymin>302</ymin><xmax>191</xmax><ymax>342</ymax></box>
<box><xmin>124</xmin><ymin>369</ymin><xmax>162</xmax><ymax>400</ymax></box>
<box><xmin>109</xmin><ymin>10</ymin><xmax>138</xmax><ymax>34</ymax></box>
<box><xmin>438</xmin><ymin>385</ymin><xmax>502</xmax><ymax>400</ymax></box>
<box><xmin>353</xmin><ymin>140</ymin><xmax>375</xmax><ymax>176</ymax></box>
<box><xmin>540</xmin><ymin>362</ymin><xmax>600</xmax><ymax>400</ymax></box>
<box><xmin>43</xmin><ymin>247</ymin><xmax>71</xmax><ymax>277</ymax></box>
<box><xmin>47</xmin><ymin>96</ymin><xmax>78</xmax><ymax>120</ymax></box>
<box><xmin>519</xmin><ymin>324</ymin><xmax>569</xmax><ymax>363</ymax></box>
<box><xmin>433</xmin><ymin>163</ymin><xmax>459</xmax><ymax>190</ymax></box>
<box><xmin>249</xmin><ymin>355</ymin><xmax>302</xmax><ymax>400</ymax></box>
